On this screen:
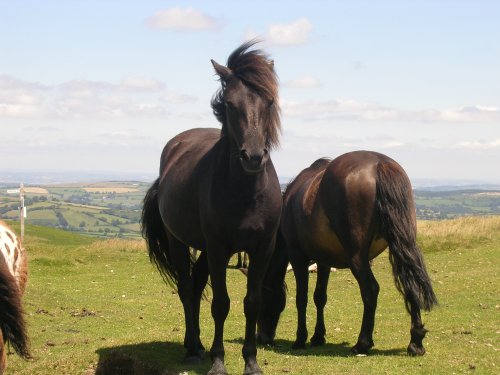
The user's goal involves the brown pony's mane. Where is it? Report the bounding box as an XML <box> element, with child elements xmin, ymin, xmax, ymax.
<box><xmin>211</xmin><ymin>40</ymin><xmax>281</xmax><ymax>149</ymax></box>
<box><xmin>0</xmin><ymin>253</ymin><xmax>30</xmax><ymax>359</ymax></box>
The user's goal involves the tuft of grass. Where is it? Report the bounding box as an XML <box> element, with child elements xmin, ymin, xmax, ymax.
<box><xmin>417</xmin><ymin>215</ymin><xmax>500</xmax><ymax>253</ymax></box>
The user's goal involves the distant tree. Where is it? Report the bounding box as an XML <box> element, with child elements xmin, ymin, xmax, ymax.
<box><xmin>79</xmin><ymin>221</ymin><xmax>86</xmax><ymax>228</ymax></box>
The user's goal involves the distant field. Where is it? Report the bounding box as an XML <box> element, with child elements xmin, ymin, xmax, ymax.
<box><xmin>0</xmin><ymin>181</ymin><xmax>149</xmax><ymax>238</ymax></box>
<box><xmin>5</xmin><ymin>216</ymin><xmax>500</xmax><ymax>374</ymax></box>
<box><xmin>83</xmin><ymin>187</ymin><xmax>139</xmax><ymax>193</ymax></box>
<box><xmin>24</xmin><ymin>187</ymin><xmax>49</xmax><ymax>194</ymax></box>
<box><xmin>1</xmin><ymin>182</ymin><xmax>499</xmax><ymax>240</ymax></box>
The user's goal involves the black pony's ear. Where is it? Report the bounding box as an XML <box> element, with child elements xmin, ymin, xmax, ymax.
<box><xmin>211</xmin><ymin>59</ymin><xmax>233</xmax><ymax>82</ymax></box>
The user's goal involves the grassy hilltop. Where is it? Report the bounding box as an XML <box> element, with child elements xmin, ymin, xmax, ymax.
<box><xmin>5</xmin><ymin>216</ymin><xmax>500</xmax><ymax>374</ymax></box>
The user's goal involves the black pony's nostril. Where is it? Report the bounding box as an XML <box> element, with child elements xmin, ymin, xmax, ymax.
<box><xmin>240</xmin><ymin>149</ymin><xmax>250</xmax><ymax>161</ymax></box>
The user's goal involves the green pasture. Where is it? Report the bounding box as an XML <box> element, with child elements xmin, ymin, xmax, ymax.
<box><xmin>5</xmin><ymin>217</ymin><xmax>500</xmax><ymax>374</ymax></box>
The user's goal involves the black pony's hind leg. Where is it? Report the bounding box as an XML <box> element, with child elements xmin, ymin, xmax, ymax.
<box><xmin>350</xmin><ymin>254</ymin><xmax>380</xmax><ymax>355</ymax></box>
<box><xmin>407</xmin><ymin>303</ymin><xmax>428</xmax><ymax>356</ymax></box>
<box><xmin>167</xmin><ymin>234</ymin><xmax>202</xmax><ymax>363</ymax></box>
<box><xmin>311</xmin><ymin>264</ymin><xmax>331</xmax><ymax>346</ymax></box>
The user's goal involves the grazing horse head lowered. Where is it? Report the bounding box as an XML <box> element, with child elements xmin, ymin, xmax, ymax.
<box><xmin>142</xmin><ymin>41</ymin><xmax>282</xmax><ymax>375</ymax></box>
<box><xmin>258</xmin><ymin>151</ymin><xmax>437</xmax><ymax>356</ymax></box>
<box><xmin>0</xmin><ymin>221</ymin><xmax>30</xmax><ymax>374</ymax></box>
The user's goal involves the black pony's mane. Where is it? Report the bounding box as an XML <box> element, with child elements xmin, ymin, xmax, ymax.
<box><xmin>211</xmin><ymin>40</ymin><xmax>281</xmax><ymax>149</ymax></box>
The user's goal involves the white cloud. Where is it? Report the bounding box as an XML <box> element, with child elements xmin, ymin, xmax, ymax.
<box><xmin>119</xmin><ymin>77</ymin><xmax>166</xmax><ymax>91</ymax></box>
<box><xmin>0</xmin><ymin>75</ymin><xmax>198</xmax><ymax>120</ymax></box>
<box><xmin>246</xmin><ymin>18</ymin><xmax>313</xmax><ymax>47</ymax></box>
<box><xmin>268</xmin><ymin>18</ymin><xmax>312</xmax><ymax>46</ymax></box>
<box><xmin>281</xmin><ymin>99</ymin><xmax>500</xmax><ymax>124</ymax></box>
<box><xmin>438</xmin><ymin>106</ymin><xmax>500</xmax><ymax>123</ymax></box>
<box><xmin>0</xmin><ymin>75</ymin><xmax>47</xmax><ymax>117</ymax></box>
<box><xmin>452</xmin><ymin>139</ymin><xmax>500</xmax><ymax>150</ymax></box>
<box><xmin>283</xmin><ymin>76</ymin><xmax>322</xmax><ymax>89</ymax></box>
<box><xmin>146</xmin><ymin>7</ymin><xmax>220</xmax><ymax>31</ymax></box>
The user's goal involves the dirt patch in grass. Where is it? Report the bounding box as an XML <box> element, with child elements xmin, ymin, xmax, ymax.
<box><xmin>94</xmin><ymin>352</ymin><xmax>166</xmax><ymax>375</ymax></box>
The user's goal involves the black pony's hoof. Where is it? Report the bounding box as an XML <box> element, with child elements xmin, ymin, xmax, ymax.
<box><xmin>407</xmin><ymin>343</ymin><xmax>426</xmax><ymax>356</ymax></box>
<box><xmin>243</xmin><ymin>363</ymin><xmax>263</xmax><ymax>375</ymax></box>
<box><xmin>185</xmin><ymin>355</ymin><xmax>203</xmax><ymax>365</ymax></box>
<box><xmin>292</xmin><ymin>340</ymin><xmax>307</xmax><ymax>350</ymax></box>
<box><xmin>257</xmin><ymin>332</ymin><xmax>274</xmax><ymax>346</ymax></box>
<box><xmin>184</xmin><ymin>348</ymin><xmax>205</xmax><ymax>364</ymax></box>
<box><xmin>310</xmin><ymin>334</ymin><xmax>326</xmax><ymax>347</ymax></box>
<box><xmin>351</xmin><ymin>340</ymin><xmax>373</xmax><ymax>355</ymax></box>
<box><xmin>207</xmin><ymin>360</ymin><xmax>228</xmax><ymax>375</ymax></box>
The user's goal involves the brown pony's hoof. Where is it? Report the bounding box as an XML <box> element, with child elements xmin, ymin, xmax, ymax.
<box><xmin>407</xmin><ymin>343</ymin><xmax>426</xmax><ymax>356</ymax></box>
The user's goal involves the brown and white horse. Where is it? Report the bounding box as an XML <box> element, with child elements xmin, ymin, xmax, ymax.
<box><xmin>0</xmin><ymin>221</ymin><xmax>30</xmax><ymax>374</ymax></box>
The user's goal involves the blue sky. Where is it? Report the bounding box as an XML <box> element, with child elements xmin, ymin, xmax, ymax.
<box><xmin>1</xmin><ymin>0</ymin><xmax>499</xmax><ymax>183</ymax></box>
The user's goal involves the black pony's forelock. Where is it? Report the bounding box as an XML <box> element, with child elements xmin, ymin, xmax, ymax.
<box><xmin>211</xmin><ymin>40</ymin><xmax>281</xmax><ymax>149</ymax></box>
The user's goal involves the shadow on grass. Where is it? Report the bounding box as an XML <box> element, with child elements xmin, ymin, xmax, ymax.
<box><xmin>227</xmin><ymin>338</ymin><xmax>405</xmax><ymax>358</ymax></box>
<box><xmin>95</xmin><ymin>341</ymin><xmax>210</xmax><ymax>375</ymax></box>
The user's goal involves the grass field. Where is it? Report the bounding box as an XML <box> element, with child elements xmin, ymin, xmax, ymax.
<box><xmin>5</xmin><ymin>217</ymin><xmax>500</xmax><ymax>374</ymax></box>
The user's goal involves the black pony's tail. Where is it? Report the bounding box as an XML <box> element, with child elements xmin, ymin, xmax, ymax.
<box><xmin>141</xmin><ymin>178</ymin><xmax>178</xmax><ymax>290</ymax></box>
<box><xmin>0</xmin><ymin>257</ymin><xmax>30</xmax><ymax>359</ymax></box>
<box><xmin>376</xmin><ymin>161</ymin><xmax>438</xmax><ymax>313</ymax></box>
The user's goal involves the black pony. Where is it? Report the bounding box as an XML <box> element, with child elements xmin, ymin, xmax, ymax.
<box><xmin>142</xmin><ymin>42</ymin><xmax>282</xmax><ymax>375</ymax></box>
<box><xmin>258</xmin><ymin>151</ymin><xmax>437</xmax><ymax>356</ymax></box>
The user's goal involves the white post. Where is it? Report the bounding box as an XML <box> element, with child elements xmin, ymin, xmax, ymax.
<box><xmin>19</xmin><ymin>183</ymin><xmax>25</xmax><ymax>241</ymax></box>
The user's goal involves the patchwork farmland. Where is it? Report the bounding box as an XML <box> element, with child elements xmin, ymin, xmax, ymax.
<box><xmin>0</xmin><ymin>182</ymin><xmax>149</xmax><ymax>238</ymax></box>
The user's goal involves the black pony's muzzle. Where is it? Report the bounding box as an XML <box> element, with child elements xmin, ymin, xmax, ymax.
<box><xmin>240</xmin><ymin>149</ymin><xmax>269</xmax><ymax>174</ymax></box>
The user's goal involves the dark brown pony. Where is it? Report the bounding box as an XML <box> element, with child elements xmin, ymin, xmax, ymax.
<box><xmin>142</xmin><ymin>42</ymin><xmax>282</xmax><ymax>375</ymax></box>
<box><xmin>0</xmin><ymin>232</ymin><xmax>30</xmax><ymax>374</ymax></box>
<box><xmin>258</xmin><ymin>151</ymin><xmax>437</xmax><ymax>356</ymax></box>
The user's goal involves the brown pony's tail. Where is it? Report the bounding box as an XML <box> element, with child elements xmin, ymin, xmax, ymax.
<box><xmin>376</xmin><ymin>161</ymin><xmax>438</xmax><ymax>313</ymax></box>
<box><xmin>0</xmin><ymin>256</ymin><xmax>30</xmax><ymax>359</ymax></box>
<box><xmin>141</xmin><ymin>178</ymin><xmax>179</xmax><ymax>290</ymax></box>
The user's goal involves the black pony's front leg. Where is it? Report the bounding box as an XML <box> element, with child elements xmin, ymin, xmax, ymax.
<box><xmin>207</xmin><ymin>248</ymin><xmax>230</xmax><ymax>375</ymax></box>
<box><xmin>242</xmin><ymin>244</ymin><xmax>274</xmax><ymax>375</ymax></box>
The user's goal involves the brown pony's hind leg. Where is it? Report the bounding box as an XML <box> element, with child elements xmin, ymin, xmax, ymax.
<box><xmin>290</xmin><ymin>251</ymin><xmax>310</xmax><ymax>349</ymax></box>
<box><xmin>310</xmin><ymin>264</ymin><xmax>331</xmax><ymax>346</ymax></box>
<box><xmin>407</xmin><ymin>304</ymin><xmax>428</xmax><ymax>356</ymax></box>
<box><xmin>167</xmin><ymin>234</ymin><xmax>203</xmax><ymax>363</ymax></box>
<box><xmin>350</xmin><ymin>254</ymin><xmax>380</xmax><ymax>355</ymax></box>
